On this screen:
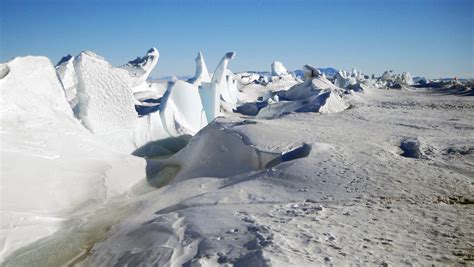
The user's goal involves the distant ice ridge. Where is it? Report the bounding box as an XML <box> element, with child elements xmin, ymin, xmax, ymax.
<box><xmin>377</xmin><ymin>70</ymin><xmax>414</xmax><ymax>88</ymax></box>
<box><xmin>234</xmin><ymin>64</ymin><xmax>350</xmax><ymax>118</ymax></box>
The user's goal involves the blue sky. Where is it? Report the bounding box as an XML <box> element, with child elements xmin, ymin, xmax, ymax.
<box><xmin>1</xmin><ymin>0</ymin><xmax>472</xmax><ymax>78</ymax></box>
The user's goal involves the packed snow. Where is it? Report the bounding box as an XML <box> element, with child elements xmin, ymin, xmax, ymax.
<box><xmin>1</xmin><ymin>47</ymin><xmax>473</xmax><ymax>266</ymax></box>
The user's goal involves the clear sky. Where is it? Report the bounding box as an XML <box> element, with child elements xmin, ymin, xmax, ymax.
<box><xmin>1</xmin><ymin>0</ymin><xmax>472</xmax><ymax>78</ymax></box>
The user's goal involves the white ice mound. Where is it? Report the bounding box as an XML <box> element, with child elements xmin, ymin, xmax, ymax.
<box><xmin>74</xmin><ymin>51</ymin><xmax>138</xmax><ymax>134</ymax></box>
<box><xmin>121</xmin><ymin>47</ymin><xmax>159</xmax><ymax>86</ymax></box>
<box><xmin>279</xmin><ymin>64</ymin><xmax>338</xmax><ymax>100</ymax></box>
<box><xmin>396</xmin><ymin>72</ymin><xmax>414</xmax><ymax>86</ymax></box>
<box><xmin>187</xmin><ymin>51</ymin><xmax>210</xmax><ymax>85</ymax></box>
<box><xmin>377</xmin><ymin>70</ymin><xmax>414</xmax><ymax>89</ymax></box>
<box><xmin>271</xmin><ymin>61</ymin><xmax>289</xmax><ymax>76</ymax></box>
<box><xmin>0</xmin><ymin>56</ymin><xmax>145</xmax><ymax>260</ymax></box>
<box><xmin>55</xmin><ymin>55</ymin><xmax>79</xmax><ymax>109</ymax></box>
<box><xmin>334</xmin><ymin>68</ymin><xmax>370</xmax><ymax>91</ymax></box>
<box><xmin>160</xmin><ymin>80</ymin><xmax>208</xmax><ymax>136</ymax></box>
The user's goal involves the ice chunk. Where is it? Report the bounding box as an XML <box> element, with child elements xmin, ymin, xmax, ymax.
<box><xmin>303</xmin><ymin>64</ymin><xmax>322</xmax><ymax>80</ymax></box>
<box><xmin>211</xmin><ymin>52</ymin><xmax>238</xmax><ymax>104</ymax></box>
<box><xmin>271</xmin><ymin>61</ymin><xmax>288</xmax><ymax>76</ymax></box>
<box><xmin>199</xmin><ymin>82</ymin><xmax>220</xmax><ymax>122</ymax></box>
<box><xmin>187</xmin><ymin>51</ymin><xmax>210</xmax><ymax>85</ymax></box>
<box><xmin>73</xmin><ymin>51</ymin><xmax>138</xmax><ymax>135</ymax></box>
<box><xmin>121</xmin><ymin>47</ymin><xmax>159</xmax><ymax>86</ymax></box>
<box><xmin>56</xmin><ymin>54</ymin><xmax>79</xmax><ymax>109</ymax></box>
<box><xmin>197</xmin><ymin>52</ymin><xmax>238</xmax><ymax>122</ymax></box>
<box><xmin>1</xmin><ymin>56</ymin><xmax>73</xmax><ymax>122</ymax></box>
<box><xmin>160</xmin><ymin>80</ymin><xmax>208</xmax><ymax>136</ymax></box>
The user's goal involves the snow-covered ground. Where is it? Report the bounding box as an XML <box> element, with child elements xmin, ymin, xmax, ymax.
<box><xmin>1</xmin><ymin>50</ymin><xmax>473</xmax><ymax>266</ymax></box>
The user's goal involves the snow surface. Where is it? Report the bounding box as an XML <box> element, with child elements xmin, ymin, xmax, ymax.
<box><xmin>1</xmin><ymin>50</ymin><xmax>473</xmax><ymax>266</ymax></box>
<box><xmin>81</xmin><ymin>87</ymin><xmax>473</xmax><ymax>266</ymax></box>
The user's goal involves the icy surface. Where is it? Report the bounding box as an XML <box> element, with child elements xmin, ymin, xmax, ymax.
<box><xmin>0</xmin><ymin>56</ymin><xmax>146</xmax><ymax>261</ymax></box>
<box><xmin>55</xmin><ymin>55</ymin><xmax>79</xmax><ymax>109</ymax></box>
<box><xmin>74</xmin><ymin>51</ymin><xmax>138</xmax><ymax>150</ymax></box>
<box><xmin>84</xmin><ymin>87</ymin><xmax>473</xmax><ymax>266</ymax></box>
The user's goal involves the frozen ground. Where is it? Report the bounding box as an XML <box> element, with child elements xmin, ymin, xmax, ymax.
<box><xmin>78</xmin><ymin>87</ymin><xmax>473</xmax><ymax>266</ymax></box>
<box><xmin>1</xmin><ymin>53</ymin><xmax>473</xmax><ymax>266</ymax></box>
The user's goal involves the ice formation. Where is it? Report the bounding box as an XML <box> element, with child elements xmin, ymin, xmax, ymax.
<box><xmin>211</xmin><ymin>52</ymin><xmax>238</xmax><ymax>105</ymax></box>
<box><xmin>187</xmin><ymin>51</ymin><xmax>210</xmax><ymax>85</ymax></box>
<box><xmin>55</xmin><ymin>54</ymin><xmax>79</xmax><ymax>109</ymax></box>
<box><xmin>74</xmin><ymin>51</ymin><xmax>138</xmax><ymax>136</ymax></box>
<box><xmin>377</xmin><ymin>70</ymin><xmax>414</xmax><ymax>89</ymax></box>
<box><xmin>197</xmin><ymin>51</ymin><xmax>238</xmax><ymax>121</ymax></box>
<box><xmin>1</xmin><ymin>46</ymin><xmax>427</xmax><ymax>264</ymax></box>
<box><xmin>160</xmin><ymin>80</ymin><xmax>208</xmax><ymax>136</ymax></box>
<box><xmin>271</xmin><ymin>61</ymin><xmax>289</xmax><ymax>76</ymax></box>
<box><xmin>121</xmin><ymin>47</ymin><xmax>159</xmax><ymax>87</ymax></box>
<box><xmin>0</xmin><ymin>56</ymin><xmax>145</xmax><ymax>260</ymax></box>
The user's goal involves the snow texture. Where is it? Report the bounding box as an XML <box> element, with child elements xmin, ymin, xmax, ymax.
<box><xmin>74</xmin><ymin>51</ymin><xmax>138</xmax><ymax>135</ymax></box>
